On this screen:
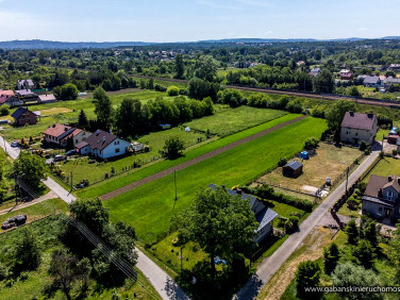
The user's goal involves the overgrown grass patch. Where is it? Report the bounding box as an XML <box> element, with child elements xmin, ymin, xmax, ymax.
<box><xmin>184</xmin><ymin>106</ymin><xmax>287</xmax><ymax>136</ymax></box>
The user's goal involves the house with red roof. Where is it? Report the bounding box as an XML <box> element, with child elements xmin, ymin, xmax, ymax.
<box><xmin>0</xmin><ymin>90</ymin><xmax>23</xmax><ymax>107</ymax></box>
<box><xmin>43</xmin><ymin>123</ymin><xmax>90</xmax><ymax>148</ymax></box>
<box><xmin>340</xmin><ymin>112</ymin><xmax>378</xmax><ymax>145</ymax></box>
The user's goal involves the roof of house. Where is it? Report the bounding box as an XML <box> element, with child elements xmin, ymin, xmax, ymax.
<box><xmin>365</xmin><ymin>175</ymin><xmax>400</xmax><ymax>199</ymax></box>
<box><xmin>362</xmin><ymin>76</ymin><xmax>381</xmax><ymax>85</ymax></box>
<box><xmin>384</xmin><ymin>77</ymin><xmax>400</xmax><ymax>84</ymax></box>
<box><xmin>341</xmin><ymin>112</ymin><xmax>377</xmax><ymax>131</ymax></box>
<box><xmin>15</xmin><ymin>89</ymin><xmax>35</xmax><ymax>97</ymax></box>
<box><xmin>75</xmin><ymin>141</ymin><xmax>89</xmax><ymax>149</ymax></box>
<box><xmin>0</xmin><ymin>90</ymin><xmax>15</xmax><ymax>97</ymax></box>
<box><xmin>11</xmin><ymin>107</ymin><xmax>34</xmax><ymax>119</ymax></box>
<box><xmin>38</xmin><ymin>94</ymin><xmax>56</xmax><ymax>102</ymax></box>
<box><xmin>208</xmin><ymin>184</ymin><xmax>278</xmax><ymax>233</ymax></box>
<box><xmin>43</xmin><ymin>124</ymin><xmax>73</xmax><ymax>137</ymax></box>
<box><xmin>61</xmin><ymin>128</ymin><xmax>84</xmax><ymax>141</ymax></box>
<box><xmin>0</xmin><ymin>94</ymin><xmax>13</xmax><ymax>104</ymax></box>
<box><xmin>84</xmin><ymin>129</ymin><xmax>119</xmax><ymax>151</ymax></box>
<box><xmin>283</xmin><ymin>161</ymin><xmax>303</xmax><ymax>171</ymax></box>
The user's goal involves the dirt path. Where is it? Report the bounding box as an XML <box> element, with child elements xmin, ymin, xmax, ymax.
<box><xmin>259</xmin><ymin>227</ymin><xmax>335</xmax><ymax>300</ymax></box>
<box><xmin>100</xmin><ymin>115</ymin><xmax>307</xmax><ymax>201</ymax></box>
<box><xmin>0</xmin><ymin>190</ymin><xmax>58</xmax><ymax>216</ymax></box>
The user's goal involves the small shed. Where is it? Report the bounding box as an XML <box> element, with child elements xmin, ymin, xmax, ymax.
<box><xmin>300</xmin><ymin>151</ymin><xmax>309</xmax><ymax>160</ymax></box>
<box><xmin>283</xmin><ymin>161</ymin><xmax>303</xmax><ymax>178</ymax></box>
<box><xmin>131</xmin><ymin>141</ymin><xmax>143</xmax><ymax>152</ymax></box>
<box><xmin>388</xmin><ymin>135</ymin><xmax>399</xmax><ymax>145</ymax></box>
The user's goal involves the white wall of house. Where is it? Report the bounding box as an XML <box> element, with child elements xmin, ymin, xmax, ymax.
<box><xmin>5</xmin><ymin>97</ymin><xmax>23</xmax><ymax>107</ymax></box>
<box><xmin>73</xmin><ymin>131</ymin><xmax>90</xmax><ymax>147</ymax></box>
<box><xmin>341</xmin><ymin>123</ymin><xmax>378</xmax><ymax>145</ymax></box>
<box><xmin>79</xmin><ymin>145</ymin><xmax>91</xmax><ymax>155</ymax></box>
<box><xmin>255</xmin><ymin>222</ymin><xmax>272</xmax><ymax>244</ymax></box>
<box><xmin>98</xmin><ymin>138</ymin><xmax>130</xmax><ymax>159</ymax></box>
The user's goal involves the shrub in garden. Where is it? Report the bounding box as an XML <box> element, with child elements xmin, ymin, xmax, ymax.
<box><xmin>167</xmin><ymin>85</ymin><xmax>180</xmax><ymax>96</ymax></box>
<box><xmin>285</xmin><ymin>216</ymin><xmax>300</xmax><ymax>233</ymax></box>
<box><xmin>278</xmin><ymin>157</ymin><xmax>288</xmax><ymax>167</ymax></box>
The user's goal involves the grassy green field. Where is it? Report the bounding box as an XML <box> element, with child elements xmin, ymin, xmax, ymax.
<box><xmin>183</xmin><ymin>106</ymin><xmax>287</xmax><ymax>136</ymax></box>
<box><xmin>0</xmin><ymin>216</ymin><xmax>161</xmax><ymax>300</ymax></box>
<box><xmin>57</xmin><ymin>127</ymin><xmax>211</xmax><ymax>185</ymax></box>
<box><xmin>1</xmin><ymin>89</ymin><xmax>172</xmax><ymax>141</ymax></box>
<box><xmin>77</xmin><ymin>114</ymin><xmax>302</xmax><ymax>198</ymax></box>
<box><xmin>103</xmin><ymin>117</ymin><xmax>328</xmax><ymax>244</ymax></box>
<box><xmin>363</xmin><ymin>157</ymin><xmax>400</xmax><ymax>183</ymax></box>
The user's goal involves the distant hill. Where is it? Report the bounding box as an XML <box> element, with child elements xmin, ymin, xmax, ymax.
<box><xmin>0</xmin><ymin>37</ymin><xmax>399</xmax><ymax>49</ymax></box>
<box><xmin>0</xmin><ymin>40</ymin><xmax>157</xmax><ymax>50</ymax></box>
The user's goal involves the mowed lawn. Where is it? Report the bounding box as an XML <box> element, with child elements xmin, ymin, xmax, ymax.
<box><xmin>184</xmin><ymin>106</ymin><xmax>287</xmax><ymax>136</ymax></box>
<box><xmin>104</xmin><ymin>117</ymin><xmax>328</xmax><ymax>244</ymax></box>
<box><xmin>58</xmin><ymin>127</ymin><xmax>212</xmax><ymax>185</ymax></box>
<box><xmin>78</xmin><ymin>114</ymin><xmax>302</xmax><ymax>199</ymax></box>
<box><xmin>363</xmin><ymin>157</ymin><xmax>400</xmax><ymax>183</ymax></box>
<box><xmin>260</xmin><ymin>143</ymin><xmax>363</xmax><ymax>192</ymax></box>
<box><xmin>1</xmin><ymin>89</ymin><xmax>171</xmax><ymax>141</ymax></box>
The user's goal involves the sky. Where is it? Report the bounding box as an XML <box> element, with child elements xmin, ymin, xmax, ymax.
<box><xmin>0</xmin><ymin>0</ymin><xmax>399</xmax><ymax>42</ymax></box>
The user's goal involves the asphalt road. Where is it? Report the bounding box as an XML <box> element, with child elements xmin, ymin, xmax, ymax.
<box><xmin>0</xmin><ymin>135</ymin><xmax>20</xmax><ymax>160</ymax></box>
<box><xmin>234</xmin><ymin>144</ymin><xmax>381</xmax><ymax>299</ymax></box>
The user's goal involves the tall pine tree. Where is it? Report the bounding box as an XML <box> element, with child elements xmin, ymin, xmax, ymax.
<box><xmin>78</xmin><ymin>109</ymin><xmax>88</xmax><ymax>129</ymax></box>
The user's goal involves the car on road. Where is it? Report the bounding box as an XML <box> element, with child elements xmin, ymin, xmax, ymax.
<box><xmin>10</xmin><ymin>141</ymin><xmax>19</xmax><ymax>147</ymax></box>
<box><xmin>53</xmin><ymin>155</ymin><xmax>67</xmax><ymax>162</ymax></box>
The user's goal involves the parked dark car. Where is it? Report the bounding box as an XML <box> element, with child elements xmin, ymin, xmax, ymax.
<box><xmin>65</xmin><ymin>150</ymin><xmax>77</xmax><ymax>156</ymax></box>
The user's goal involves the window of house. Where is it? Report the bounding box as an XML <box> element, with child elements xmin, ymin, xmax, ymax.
<box><xmin>387</xmin><ymin>190</ymin><xmax>394</xmax><ymax>201</ymax></box>
<box><xmin>355</xmin><ymin>133</ymin><xmax>358</xmax><ymax>136</ymax></box>
<box><xmin>76</xmin><ymin>139</ymin><xmax>78</xmax><ymax>144</ymax></box>
<box><xmin>379</xmin><ymin>207</ymin><xmax>382</xmax><ymax>212</ymax></box>
<box><xmin>115</xmin><ymin>148</ymin><xmax>120</xmax><ymax>153</ymax></box>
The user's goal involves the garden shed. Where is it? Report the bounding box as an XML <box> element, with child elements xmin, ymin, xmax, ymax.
<box><xmin>282</xmin><ymin>161</ymin><xmax>303</xmax><ymax>178</ymax></box>
<box><xmin>300</xmin><ymin>151</ymin><xmax>309</xmax><ymax>160</ymax></box>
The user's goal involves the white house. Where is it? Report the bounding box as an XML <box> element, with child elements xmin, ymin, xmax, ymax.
<box><xmin>75</xmin><ymin>129</ymin><xmax>131</xmax><ymax>159</ymax></box>
<box><xmin>17</xmin><ymin>79</ymin><xmax>35</xmax><ymax>90</ymax></box>
<box><xmin>209</xmin><ymin>184</ymin><xmax>278</xmax><ymax>244</ymax></box>
<box><xmin>340</xmin><ymin>112</ymin><xmax>378</xmax><ymax>145</ymax></box>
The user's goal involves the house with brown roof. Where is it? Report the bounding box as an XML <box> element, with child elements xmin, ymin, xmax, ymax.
<box><xmin>75</xmin><ymin>129</ymin><xmax>131</xmax><ymax>159</ymax></box>
<box><xmin>362</xmin><ymin>175</ymin><xmax>400</xmax><ymax>222</ymax></box>
<box><xmin>11</xmin><ymin>107</ymin><xmax>38</xmax><ymax>126</ymax></box>
<box><xmin>43</xmin><ymin>124</ymin><xmax>90</xmax><ymax>148</ymax></box>
<box><xmin>340</xmin><ymin>112</ymin><xmax>378</xmax><ymax>145</ymax></box>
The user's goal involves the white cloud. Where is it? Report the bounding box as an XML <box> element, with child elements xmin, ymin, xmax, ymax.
<box><xmin>358</xmin><ymin>27</ymin><xmax>367</xmax><ymax>31</ymax></box>
<box><xmin>266</xmin><ymin>30</ymin><xmax>273</xmax><ymax>34</ymax></box>
<box><xmin>236</xmin><ymin>0</ymin><xmax>274</xmax><ymax>8</ymax></box>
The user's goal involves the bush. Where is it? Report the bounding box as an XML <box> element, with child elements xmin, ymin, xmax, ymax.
<box><xmin>359</xmin><ymin>141</ymin><xmax>367</xmax><ymax>151</ymax></box>
<box><xmin>162</xmin><ymin>136</ymin><xmax>185</xmax><ymax>159</ymax></box>
<box><xmin>0</xmin><ymin>104</ymin><xmax>9</xmax><ymax>116</ymax></box>
<box><xmin>304</xmin><ymin>137</ymin><xmax>319</xmax><ymax>150</ymax></box>
<box><xmin>167</xmin><ymin>85</ymin><xmax>180</xmax><ymax>96</ymax></box>
<box><xmin>285</xmin><ymin>216</ymin><xmax>300</xmax><ymax>233</ymax></box>
<box><xmin>392</xmin><ymin>149</ymin><xmax>398</xmax><ymax>157</ymax></box>
<box><xmin>278</xmin><ymin>157</ymin><xmax>288</xmax><ymax>167</ymax></box>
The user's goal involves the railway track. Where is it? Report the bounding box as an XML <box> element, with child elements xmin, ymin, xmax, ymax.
<box><xmin>131</xmin><ymin>74</ymin><xmax>400</xmax><ymax>109</ymax></box>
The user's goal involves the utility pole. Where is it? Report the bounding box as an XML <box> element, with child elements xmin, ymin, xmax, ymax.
<box><xmin>345</xmin><ymin>166</ymin><xmax>349</xmax><ymax>195</ymax></box>
<box><xmin>174</xmin><ymin>170</ymin><xmax>178</xmax><ymax>202</ymax></box>
<box><xmin>70</xmin><ymin>171</ymin><xmax>73</xmax><ymax>192</ymax></box>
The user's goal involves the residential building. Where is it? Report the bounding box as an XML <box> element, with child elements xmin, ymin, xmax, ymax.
<box><xmin>383</xmin><ymin>77</ymin><xmax>400</xmax><ymax>88</ymax></box>
<box><xmin>388</xmin><ymin>64</ymin><xmax>400</xmax><ymax>71</ymax></box>
<box><xmin>357</xmin><ymin>75</ymin><xmax>381</xmax><ymax>87</ymax></box>
<box><xmin>17</xmin><ymin>79</ymin><xmax>35</xmax><ymax>90</ymax></box>
<box><xmin>43</xmin><ymin>124</ymin><xmax>90</xmax><ymax>148</ymax></box>
<box><xmin>209</xmin><ymin>184</ymin><xmax>278</xmax><ymax>244</ymax></box>
<box><xmin>0</xmin><ymin>90</ymin><xmax>23</xmax><ymax>107</ymax></box>
<box><xmin>15</xmin><ymin>89</ymin><xmax>39</xmax><ymax>102</ymax></box>
<box><xmin>75</xmin><ymin>129</ymin><xmax>131</xmax><ymax>159</ymax></box>
<box><xmin>309</xmin><ymin>67</ymin><xmax>321</xmax><ymax>77</ymax></box>
<box><xmin>340</xmin><ymin>112</ymin><xmax>378</xmax><ymax>145</ymax></box>
<box><xmin>38</xmin><ymin>94</ymin><xmax>57</xmax><ymax>104</ymax></box>
<box><xmin>11</xmin><ymin>107</ymin><xmax>38</xmax><ymax>126</ymax></box>
<box><xmin>362</xmin><ymin>175</ymin><xmax>400</xmax><ymax>222</ymax></box>
<box><xmin>339</xmin><ymin>69</ymin><xmax>353</xmax><ymax>80</ymax></box>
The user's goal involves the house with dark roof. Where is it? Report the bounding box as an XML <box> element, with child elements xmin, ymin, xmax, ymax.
<box><xmin>340</xmin><ymin>112</ymin><xmax>378</xmax><ymax>145</ymax></box>
<box><xmin>282</xmin><ymin>161</ymin><xmax>303</xmax><ymax>177</ymax></box>
<box><xmin>362</xmin><ymin>175</ymin><xmax>400</xmax><ymax>222</ymax></box>
<box><xmin>11</xmin><ymin>107</ymin><xmax>38</xmax><ymax>126</ymax></box>
<box><xmin>209</xmin><ymin>184</ymin><xmax>278</xmax><ymax>243</ymax></box>
<box><xmin>15</xmin><ymin>89</ymin><xmax>39</xmax><ymax>102</ymax></box>
<box><xmin>43</xmin><ymin>124</ymin><xmax>91</xmax><ymax>148</ymax></box>
<box><xmin>75</xmin><ymin>129</ymin><xmax>131</xmax><ymax>159</ymax></box>
<box><xmin>357</xmin><ymin>75</ymin><xmax>381</xmax><ymax>87</ymax></box>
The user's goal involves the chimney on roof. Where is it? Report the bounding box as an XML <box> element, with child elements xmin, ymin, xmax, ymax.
<box><xmin>237</xmin><ymin>189</ymin><xmax>243</xmax><ymax>195</ymax></box>
<box><xmin>52</xmin><ymin>124</ymin><xmax>56</xmax><ymax>128</ymax></box>
<box><xmin>388</xmin><ymin>176</ymin><xmax>392</xmax><ymax>182</ymax></box>
<box><xmin>221</xmin><ymin>184</ymin><xmax>226</xmax><ymax>190</ymax></box>
<box><xmin>367</xmin><ymin>113</ymin><xmax>374</xmax><ymax>119</ymax></box>
<box><xmin>64</xmin><ymin>127</ymin><xmax>68</xmax><ymax>132</ymax></box>
<box><xmin>349</xmin><ymin>111</ymin><xmax>354</xmax><ymax>117</ymax></box>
